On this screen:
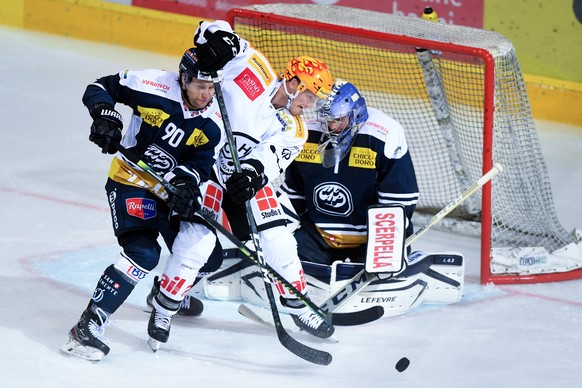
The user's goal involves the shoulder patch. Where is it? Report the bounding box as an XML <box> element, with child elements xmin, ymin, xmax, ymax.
<box><xmin>186</xmin><ymin>128</ymin><xmax>209</xmax><ymax>147</ymax></box>
<box><xmin>234</xmin><ymin>68</ymin><xmax>265</xmax><ymax>101</ymax></box>
<box><xmin>348</xmin><ymin>146</ymin><xmax>377</xmax><ymax>169</ymax></box>
<box><xmin>296</xmin><ymin>142</ymin><xmax>321</xmax><ymax>163</ymax></box>
<box><xmin>275</xmin><ymin>110</ymin><xmax>293</xmax><ymax>132</ymax></box>
<box><xmin>137</xmin><ymin>106</ymin><xmax>170</xmax><ymax>128</ymax></box>
<box><xmin>276</xmin><ymin>110</ymin><xmax>306</xmax><ymax>139</ymax></box>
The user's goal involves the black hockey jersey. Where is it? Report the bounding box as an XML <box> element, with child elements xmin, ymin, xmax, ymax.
<box><xmin>281</xmin><ymin>107</ymin><xmax>419</xmax><ymax>248</ymax></box>
<box><xmin>82</xmin><ymin>69</ymin><xmax>225</xmax><ymax>199</ymax></box>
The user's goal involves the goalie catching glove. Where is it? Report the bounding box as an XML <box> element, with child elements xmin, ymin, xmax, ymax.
<box><xmin>167</xmin><ymin>172</ymin><xmax>202</xmax><ymax>221</ymax></box>
<box><xmin>194</xmin><ymin>21</ymin><xmax>240</xmax><ymax>73</ymax></box>
<box><xmin>225</xmin><ymin>161</ymin><xmax>267</xmax><ymax>204</ymax></box>
<box><xmin>88</xmin><ymin>103</ymin><xmax>123</xmax><ymax>154</ymax></box>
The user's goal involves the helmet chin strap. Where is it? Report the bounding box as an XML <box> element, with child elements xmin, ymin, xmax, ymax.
<box><xmin>283</xmin><ymin>79</ymin><xmax>300</xmax><ymax>110</ymax></box>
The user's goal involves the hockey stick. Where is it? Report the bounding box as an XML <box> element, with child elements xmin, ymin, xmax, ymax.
<box><xmin>210</xmin><ymin>72</ymin><xmax>332</xmax><ymax>366</ymax></box>
<box><xmin>114</xmin><ymin>144</ymin><xmax>377</xmax><ymax>328</ymax></box>
<box><xmin>237</xmin><ymin>304</ymin><xmax>339</xmax><ymax>343</ymax></box>
<box><xmin>319</xmin><ymin>163</ymin><xmax>504</xmax><ymax>320</ymax></box>
<box><xmin>114</xmin><ymin>144</ymin><xmax>331</xmax><ymax>365</ymax></box>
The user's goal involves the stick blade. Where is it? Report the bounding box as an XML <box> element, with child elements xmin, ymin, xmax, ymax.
<box><xmin>331</xmin><ymin>306</ymin><xmax>384</xmax><ymax>326</ymax></box>
<box><xmin>279</xmin><ymin>332</ymin><xmax>333</xmax><ymax>366</ymax></box>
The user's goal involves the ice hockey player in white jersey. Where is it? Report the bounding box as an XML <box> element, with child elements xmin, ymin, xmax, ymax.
<box><xmin>144</xmin><ymin>20</ymin><xmax>337</xmax><ymax>343</ymax></box>
<box><xmin>60</xmin><ymin>49</ymin><xmax>226</xmax><ymax>362</ymax></box>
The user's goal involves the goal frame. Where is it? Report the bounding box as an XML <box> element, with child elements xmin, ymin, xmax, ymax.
<box><xmin>226</xmin><ymin>7</ymin><xmax>582</xmax><ymax>285</ymax></box>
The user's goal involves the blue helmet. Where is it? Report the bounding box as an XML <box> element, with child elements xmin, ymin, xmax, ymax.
<box><xmin>316</xmin><ymin>81</ymin><xmax>368</xmax><ymax>167</ymax></box>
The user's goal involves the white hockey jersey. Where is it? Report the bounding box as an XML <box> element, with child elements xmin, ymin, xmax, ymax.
<box><xmin>211</xmin><ymin>33</ymin><xmax>308</xmax><ymax>186</ymax></box>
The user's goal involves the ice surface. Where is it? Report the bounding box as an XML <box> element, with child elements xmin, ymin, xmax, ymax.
<box><xmin>1</xmin><ymin>26</ymin><xmax>582</xmax><ymax>388</ymax></box>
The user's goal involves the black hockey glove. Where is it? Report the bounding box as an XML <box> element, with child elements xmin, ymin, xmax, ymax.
<box><xmin>88</xmin><ymin>103</ymin><xmax>123</xmax><ymax>154</ymax></box>
<box><xmin>194</xmin><ymin>27</ymin><xmax>240</xmax><ymax>73</ymax></box>
<box><xmin>226</xmin><ymin>164</ymin><xmax>267</xmax><ymax>204</ymax></box>
<box><xmin>168</xmin><ymin>175</ymin><xmax>202</xmax><ymax>221</ymax></box>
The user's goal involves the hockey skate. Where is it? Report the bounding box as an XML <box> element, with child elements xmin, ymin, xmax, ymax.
<box><xmin>147</xmin><ymin>307</ymin><xmax>172</xmax><ymax>352</ymax></box>
<box><xmin>60</xmin><ymin>304</ymin><xmax>110</xmax><ymax>362</ymax></box>
<box><xmin>146</xmin><ymin>276</ymin><xmax>204</xmax><ymax>316</ymax></box>
<box><xmin>283</xmin><ymin>298</ymin><xmax>335</xmax><ymax>339</ymax></box>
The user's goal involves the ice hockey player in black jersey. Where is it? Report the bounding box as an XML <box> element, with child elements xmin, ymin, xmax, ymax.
<box><xmin>280</xmin><ymin>80</ymin><xmax>419</xmax><ymax>264</ymax></box>
<box><xmin>60</xmin><ymin>48</ymin><xmax>226</xmax><ymax>362</ymax></box>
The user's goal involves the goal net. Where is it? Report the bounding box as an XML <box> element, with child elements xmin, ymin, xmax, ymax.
<box><xmin>226</xmin><ymin>4</ymin><xmax>582</xmax><ymax>284</ymax></box>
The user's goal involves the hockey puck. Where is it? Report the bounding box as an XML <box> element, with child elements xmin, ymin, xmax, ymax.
<box><xmin>395</xmin><ymin>357</ymin><xmax>410</xmax><ymax>372</ymax></box>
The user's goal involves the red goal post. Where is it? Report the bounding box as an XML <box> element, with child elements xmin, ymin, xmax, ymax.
<box><xmin>226</xmin><ymin>4</ymin><xmax>582</xmax><ymax>284</ymax></box>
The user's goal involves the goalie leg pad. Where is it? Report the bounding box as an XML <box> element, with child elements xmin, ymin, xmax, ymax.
<box><xmin>203</xmin><ymin>258</ymin><xmax>250</xmax><ymax>300</ymax></box>
<box><xmin>419</xmin><ymin>252</ymin><xmax>465</xmax><ymax>304</ymax></box>
<box><xmin>303</xmin><ymin>252</ymin><xmax>465</xmax><ymax>317</ymax></box>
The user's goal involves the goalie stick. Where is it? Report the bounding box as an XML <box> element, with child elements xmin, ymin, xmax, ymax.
<box><xmin>210</xmin><ymin>72</ymin><xmax>331</xmax><ymax>366</ymax></box>
<box><xmin>318</xmin><ymin>163</ymin><xmax>504</xmax><ymax>321</ymax></box>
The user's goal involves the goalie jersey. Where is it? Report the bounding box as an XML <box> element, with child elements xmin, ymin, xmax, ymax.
<box><xmin>281</xmin><ymin>107</ymin><xmax>419</xmax><ymax>248</ymax></box>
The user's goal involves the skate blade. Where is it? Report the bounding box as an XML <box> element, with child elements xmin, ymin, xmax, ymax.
<box><xmin>147</xmin><ymin>337</ymin><xmax>162</xmax><ymax>352</ymax></box>
<box><xmin>59</xmin><ymin>338</ymin><xmax>104</xmax><ymax>363</ymax></box>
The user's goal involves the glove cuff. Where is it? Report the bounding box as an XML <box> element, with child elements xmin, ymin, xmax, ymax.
<box><xmin>89</xmin><ymin>103</ymin><xmax>123</xmax><ymax>126</ymax></box>
<box><xmin>240</xmin><ymin>159</ymin><xmax>268</xmax><ymax>190</ymax></box>
<box><xmin>89</xmin><ymin>103</ymin><xmax>111</xmax><ymax>117</ymax></box>
<box><xmin>164</xmin><ymin>166</ymin><xmax>201</xmax><ymax>186</ymax></box>
<box><xmin>240</xmin><ymin>159</ymin><xmax>264</xmax><ymax>175</ymax></box>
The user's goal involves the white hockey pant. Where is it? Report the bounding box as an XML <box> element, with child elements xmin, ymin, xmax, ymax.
<box><xmin>156</xmin><ymin>221</ymin><xmax>216</xmax><ymax>314</ymax></box>
<box><xmin>259</xmin><ymin>225</ymin><xmax>307</xmax><ymax>299</ymax></box>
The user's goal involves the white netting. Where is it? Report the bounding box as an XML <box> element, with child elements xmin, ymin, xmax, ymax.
<box><xmin>231</xmin><ymin>4</ymin><xmax>582</xmax><ymax>281</ymax></box>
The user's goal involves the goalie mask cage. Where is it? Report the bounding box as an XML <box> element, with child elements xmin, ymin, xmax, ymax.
<box><xmin>227</xmin><ymin>4</ymin><xmax>582</xmax><ymax>285</ymax></box>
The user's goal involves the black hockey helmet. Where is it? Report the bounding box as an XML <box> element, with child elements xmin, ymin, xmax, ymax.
<box><xmin>179</xmin><ymin>48</ymin><xmax>212</xmax><ymax>82</ymax></box>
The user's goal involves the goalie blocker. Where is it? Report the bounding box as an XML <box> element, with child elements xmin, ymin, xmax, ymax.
<box><xmin>366</xmin><ymin>204</ymin><xmax>406</xmax><ymax>274</ymax></box>
<box><xmin>203</xmin><ymin>251</ymin><xmax>465</xmax><ymax>319</ymax></box>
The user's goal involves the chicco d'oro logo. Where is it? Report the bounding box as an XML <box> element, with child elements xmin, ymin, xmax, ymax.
<box><xmin>313</xmin><ymin>182</ymin><xmax>353</xmax><ymax>216</ymax></box>
<box><xmin>137</xmin><ymin>106</ymin><xmax>170</xmax><ymax>128</ymax></box>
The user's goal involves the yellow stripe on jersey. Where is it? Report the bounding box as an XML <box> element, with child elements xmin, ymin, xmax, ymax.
<box><xmin>296</xmin><ymin>142</ymin><xmax>321</xmax><ymax>163</ymax></box>
<box><xmin>186</xmin><ymin>128</ymin><xmax>209</xmax><ymax>147</ymax></box>
<box><xmin>348</xmin><ymin>146</ymin><xmax>377</xmax><ymax>169</ymax></box>
<box><xmin>294</xmin><ymin>115</ymin><xmax>305</xmax><ymax>139</ymax></box>
<box><xmin>316</xmin><ymin>225</ymin><xmax>367</xmax><ymax>248</ymax></box>
<box><xmin>107</xmin><ymin>157</ymin><xmax>169</xmax><ymax>200</ymax></box>
<box><xmin>137</xmin><ymin>106</ymin><xmax>170</xmax><ymax>128</ymax></box>
<box><xmin>249</xmin><ymin>53</ymin><xmax>275</xmax><ymax>85</ymax></box>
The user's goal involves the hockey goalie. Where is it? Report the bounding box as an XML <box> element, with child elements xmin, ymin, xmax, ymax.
<box><xmin>200</xmin><ymin>80</ymin><xmax>465</xmax><ymax>320</ymax></box>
